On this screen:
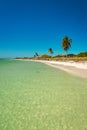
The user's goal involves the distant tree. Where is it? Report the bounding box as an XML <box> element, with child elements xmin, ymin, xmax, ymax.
<box><xmin>40</xmin><ymin>54</ymin><xmax>51</xmax><ymax>59</ymax></box>
<box><xmin>34</xmin><ymin>52</ymin><xmax>39</xmax><ymax>58</ymax></box>
<box><xmin>77</xmin><ymin>52</ymin><xmax>87</xmax><ymax>57</ymax></box>
<box><xmin>48</xmin><ymin>48</ymin><xmax>53</xmax><ymax>57</ymax></box>
<box><xmin>62</xmin><ymin>36</ymin><xmax>72</xmax><ymax>56</ymax></box>
<box><xmin>35</xmin><ymin>52</ymin><xmax>39</xmax><ymax>57</ymax></box>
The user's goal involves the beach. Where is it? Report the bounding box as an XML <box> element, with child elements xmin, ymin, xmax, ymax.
<box><xmin>39</xmin><ymin>60</ymin><xmax>87</xmax><ymax>78</ymax></box>
<box><xmin>1</xmin><ymin>0</ymin><xmax>87</xmax><ymax>129</ymax></box>
<box><xmin>19</xmin><ymin>59</ymin><xmax>87</xmax><ymax>78</ymax></box>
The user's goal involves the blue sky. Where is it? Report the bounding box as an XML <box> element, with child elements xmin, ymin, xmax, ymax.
<box><xmin>0</xmin><ymin>0</ymin><xmax>87</xmax><ymax>58</ymax></box>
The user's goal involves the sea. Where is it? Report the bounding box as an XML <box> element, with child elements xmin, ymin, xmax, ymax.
<box><xmin>0</xmin><ymin>59</ymin><xmax>87</xmax><ymax>130</ymax></box>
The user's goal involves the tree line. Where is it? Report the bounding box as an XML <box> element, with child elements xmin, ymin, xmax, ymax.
<box><xmin>35</xmin><ymin>36</ymin><xmax>72</xmax><ymax>58</ymax></box>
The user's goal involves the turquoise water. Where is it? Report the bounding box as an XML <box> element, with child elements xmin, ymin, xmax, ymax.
<box><xmin>0</xmin><ymin>59</ymin><xmax>87</xmax><ymax>130</ymax></box>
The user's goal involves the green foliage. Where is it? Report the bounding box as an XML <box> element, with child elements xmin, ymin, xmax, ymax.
<box><xmin>62</xmin><ymin>36</ymin><xmax>72</xmax><ymax>52</ymax></box>
<box><xmin>40</xmin><ymin>54</ymin><xmax>51</xmax><ymax>59</ymax></box>
<box><xmin>48</xmin><ymin>48</ymin><xmax>53</xmax><ymax>54</ymax></box>
<box><xmin>77</xmin><ymin>52</ymin><xmax>87</xmax><ymax>57</ymax></box>
<box><xmin>34</xmin><ymin>52</ymin><xmax>39</xmax><ymax>58</ymax></box>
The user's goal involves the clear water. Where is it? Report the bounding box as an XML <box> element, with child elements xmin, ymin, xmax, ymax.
<box><xmin>0</xmin><ymin>59</ymin><xmax>87</xmax><ymax>130</ymax></box>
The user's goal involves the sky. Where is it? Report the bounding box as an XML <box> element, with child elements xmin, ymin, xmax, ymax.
<box><xmin>0</xmin><ymin>0</ymin><xmax>87</xmax><ymax>58</ymax></box>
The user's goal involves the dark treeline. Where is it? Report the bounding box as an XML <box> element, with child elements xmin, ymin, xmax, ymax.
<box><xmin>15</xmin><ymin>52</ymin><xmax>87</xmax><ymax>60</ymax></box>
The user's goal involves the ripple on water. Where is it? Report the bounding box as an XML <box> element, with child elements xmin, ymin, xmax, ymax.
<box><xmin>0</xmin><ymin>60</ymin><xmax>87</xmax><ymax>130</ymax></box>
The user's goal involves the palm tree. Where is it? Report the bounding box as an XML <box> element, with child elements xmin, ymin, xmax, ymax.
<box><xmin>48</xmin><ymin>48</ymin><xmax>53</xmax><ymax>58</ymax></box>
<box><xmin>34</xmin><ymin>52</ymin><xmax>39</xmax><ymax>58</ymax></box>
<box><xmin>62</xmin><ymin>36</ymin><xmax>72</xmax><ymax>56</ymax></box>
<box><xmin>35</xmin><ymin>52</ymin><xmax>39</xmax><ymax>57</ymax></box>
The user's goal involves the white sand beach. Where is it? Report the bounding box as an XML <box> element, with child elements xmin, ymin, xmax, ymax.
<box><xmin>16</xmin><ymin>59</ymin><xmax>87</xmax><ymax>78</ymax></box>
<box><xmin>39</xmin><ymin>60</ymin><xmax>87</xmax><ymax>78</ymax></box>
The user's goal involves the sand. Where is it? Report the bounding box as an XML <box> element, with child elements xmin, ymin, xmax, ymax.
<box><xmin>39</xmin><ymin>60</ymin><xmax>87</xmax><ymax>78</ymax></box>
<box><xmin>1</xmin><ymin>59</ymin><xmax>87</xmax><ymax>130</ymax></box>
<box><xmin>16</xmin><ymin>59</ymin><xmax>87</xmax><ymax>78</ymax></box>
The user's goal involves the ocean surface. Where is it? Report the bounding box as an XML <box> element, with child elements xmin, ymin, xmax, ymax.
<box><xmin>0</xmin><ymin>59</ymin><xmax>87</xmax><ymax>130</ymax></box>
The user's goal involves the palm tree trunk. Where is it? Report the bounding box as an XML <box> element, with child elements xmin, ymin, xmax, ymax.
<box><xmin>66</xmin><ymin>50</ymin><xmax>68</xmax><ymax>57</ymax></box>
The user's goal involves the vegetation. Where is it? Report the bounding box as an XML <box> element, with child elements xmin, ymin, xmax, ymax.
<box><xmin>40</xmin><ymin>54</ymin><xmax>51</xmax><ymax>59</ymax></box>
<box><xmin>48</xmin><ymin>48</ymin><xmax>53</xmax><ymax>57</ymax></box>
<box><xmin>62</xmin><ymin>36</ymin><xmax>72</xmax><ymax>56</ymax></box>
<box><xmin>15</xmin><ymin>52</ymin><xmax>87</xmax><ymax>61</ymax></box>
<box><xmin>77</xmin><ymin>52</ymin><xmax>87</xmax><ymax>57</ymax></box>
<box><xmin>34</xmin><ymin>52</ymin><xmax>39</xmax><ymax>57</ymax></box>
<box><xmin>15</xmin><ymin>35</ymin><xmax>87</xmax><ymax>61</ymax></box>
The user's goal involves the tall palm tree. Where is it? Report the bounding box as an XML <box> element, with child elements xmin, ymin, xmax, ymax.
<box><xmin>48</xmin><ymin>48</ymin><xmax>53</xmax><ymax>57</ymax></box>
<box><xmin>62</xmin><ymin>36</ymin><xmax>72</xmax><ymax>56</ymax></box>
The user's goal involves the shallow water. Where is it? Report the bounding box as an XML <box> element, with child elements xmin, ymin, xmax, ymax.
<box><xmin>0</xmin><ymin>59</ymin><xmax>87</xmax><ymax>130</ymax></box>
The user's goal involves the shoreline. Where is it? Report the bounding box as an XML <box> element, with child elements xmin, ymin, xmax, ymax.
<box><xmin>43</xmin><ymin>62</ymin><xmax>87</xmax><ymax>79</ymax></box>
<box><xmin>16</xmin><ymin>59</ymin><xmax>87</xmax><ymax>78</ymax></box>
<box><xmin>37</xmin><ymin>60</ymin><xmax>87</xmax><ymax>78</ymax></box>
